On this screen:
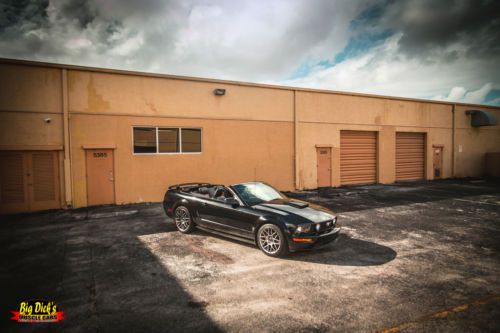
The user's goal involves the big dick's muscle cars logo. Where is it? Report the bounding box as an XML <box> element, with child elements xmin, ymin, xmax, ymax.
<box><xmin>11</xmin><ymin>300</ymin><xmax>64</xmax><ymax>323</ymax></box>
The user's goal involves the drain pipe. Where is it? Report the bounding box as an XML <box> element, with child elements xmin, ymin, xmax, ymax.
<box><xmin>62</xmin><ymin>69</ymin><xmax>73</xmax><ymax>207</ymax></box>
<box><xmin>293</xmin><ymin>90</ymin><xmax>300</xmax><ymax>190</ymax></box>
<box><xmin>451</xmin><ymin>103</ymin><xmax>456</xmax><ymax>178</ymax></box>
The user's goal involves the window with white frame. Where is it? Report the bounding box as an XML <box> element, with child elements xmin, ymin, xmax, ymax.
<box><xmin>133</xmin><ymin>127</ymin><xmax>202</xmax><ymax>154</ymax></box>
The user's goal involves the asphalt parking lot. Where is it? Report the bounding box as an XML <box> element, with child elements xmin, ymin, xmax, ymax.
<box><xmin>1</xmin><ymin>179</ymin><xmax>499</xmax><ymax>332</ymax></box>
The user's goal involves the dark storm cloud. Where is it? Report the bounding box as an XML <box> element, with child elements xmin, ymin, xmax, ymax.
<box><xmin>356</xmin><ymin>0</ymin><xmax>500</xmax><ymax>59</ymax></box>
<box><xmin>58</xmin><ymin>0</ymin><xmax>95</xmax><ymax>28</ymax></box>
<box><xmin>0</xmin><ymin>0</ymin><xmax>48</xmax><ymax>31</ymax></box>
<box><xmin>0</xmin><ymin>0</ymin><xmax>180</xmax><ymax>61</ymax></box>
<box><xmin>0</xmin><ymin>0</ymin><xmax>498</xmax><ymax>105</ymax></box>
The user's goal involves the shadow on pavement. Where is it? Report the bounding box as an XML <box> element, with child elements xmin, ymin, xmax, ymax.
<box><xmin>286</xmin><ymin>178</ymin><xmax>500</xmax><ymax>213</ymax></box>
<box><xmin>0</xmin><ymin>204</ymin><xmax>221</xmax><ymax>333</ymax></box>
<box><xmin>287</xmin><ymin>234</ymin><xmax>397</xmax><ymax>266</ymax></box>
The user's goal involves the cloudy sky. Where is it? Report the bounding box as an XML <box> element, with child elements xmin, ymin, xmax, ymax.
<box><xmin>1</xmin><ymin>0</ymin><xmax>499</xmax><ymax>106</ymax></box>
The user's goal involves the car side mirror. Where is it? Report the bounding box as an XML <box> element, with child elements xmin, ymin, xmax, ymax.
<box><xmin>225</xmin><ymin>198</ymin><xmax>240</xmax><ymax>208</ymax></box>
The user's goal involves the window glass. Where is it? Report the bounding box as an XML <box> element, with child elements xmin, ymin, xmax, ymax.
<box><xmin>133</xmin><ymin>127</ymin><xmax>157</xmax><ymax>153</ymax></box>
<box><xmin>232</xmin><ymin>182</ymin><xmax>284</xmax><ymax>206</ymax></box>
<box><xmin>158</xmin><ymin>128</ymin><xmax>179</xmax><ymax>153</ymax></box>
<box><xmin>181</xmin><ymin>128</ymin><xmax>202</xmax><ymax>153</ymax></box>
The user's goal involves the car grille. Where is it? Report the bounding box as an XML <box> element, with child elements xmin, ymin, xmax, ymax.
<box><xmin>314</xmin><ymin>219</ymin><xmax>335</xmax><ymax>235</ymax></box>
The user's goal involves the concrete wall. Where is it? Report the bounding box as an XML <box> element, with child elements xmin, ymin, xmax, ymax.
<box><xmin>67</xmin><ymin>70</ymin><xmax>294</xmax><ymax>121</ymax></box>
<box><xmin>70</xmin><ymin>115</ymin><xmax>294</xmax><ymax>207</ymax></box>
<box><xmin>295</xmin><ymin>91</ymin><xmax>453</xmax><ymax>189</ymax></box>
<box><xmin>0</xmin><ymin>63</ymin><xmax>63</xmax><ymax>148</ymax></box>
<box><xmin>1</xmin><ymin>59</ymin><xmax>500</xmax><ymax>210</ymax></box>
<box><xmin>66</xmin><ymin>70</ymin><xmax>295</xmax><ymax>207</ymax></box>
<box><xmin>454</xmin><ymin>105</ymin><xmax>500</xmax><ymax>177</ymax></box>
<box><xmin>0</xmin><ymin>63</ymin><xmax>67</xmax><ymax>210</ymax></box>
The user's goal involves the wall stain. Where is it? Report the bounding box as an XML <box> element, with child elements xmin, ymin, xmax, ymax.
<box><xmin>144</xmin><ymin>99</ymin><xmax>158</xmax><ymax>114</ymax></box>
<box><xmin>87</xmin><ymin>75</ymin><xmax>110</xmax><ymax>112</ymax></box>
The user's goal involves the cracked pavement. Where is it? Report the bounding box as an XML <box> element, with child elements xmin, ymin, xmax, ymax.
<box><xmin>1</xmin><ymin>179</ymin><xmax>499</xmax><ymax>332</ymax></box>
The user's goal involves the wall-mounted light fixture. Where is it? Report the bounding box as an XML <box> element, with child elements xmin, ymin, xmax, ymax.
<box><xmin>213</xmin><ymin>88</ymin><xmax>226</xmax><ymax>96</ymax></box>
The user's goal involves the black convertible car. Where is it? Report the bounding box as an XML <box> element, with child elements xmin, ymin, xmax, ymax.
<box><xmin>163</xmin><ymin>182</ymin><xmax>340</xmax><ymax>257</ymax></box>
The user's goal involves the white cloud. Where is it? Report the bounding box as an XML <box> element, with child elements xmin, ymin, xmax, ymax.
<box><xmin>111</xmin><ymin>34</ymin><xmax>144</xmax><ymax>56</ymax></box>
<box><xmin>0</xmin><ymin>0</ymin><xmax>498</xmax><ymax>106</ymax></box>
<box><xmin>280</xmin><ymin>33</ymin><xmax>499</xmax><ymax>105</ymax></box>
<box><xmin>462</xmin><ymin>83</ymin><xmax>492</xmax><ymax>104</ymax></box>
<box><xmin>445</xmin><ymin>87</ymin><xmax>467</xmax><ymax>101</ymax></box>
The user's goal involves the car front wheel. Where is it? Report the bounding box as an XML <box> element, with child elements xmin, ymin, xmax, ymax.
<box><xmin>174</xmin><ymin>206</ymin><xmax>195</xmax><ymax>233</ymax></box>
<box><xmin>257</xmin><ymin>224</ymin><xmax>289</xmax><ymax>257</ymax></box>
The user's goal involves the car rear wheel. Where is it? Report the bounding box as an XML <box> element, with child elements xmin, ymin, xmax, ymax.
<box><xmin>257</xmin><ymin>224</ymin><xmax>289</xmax><ymax>257</ymax></box>
<box><xmin>174</xmin><ymin>206</ymin><xmax>195</xmax><ymax>233</ymax></box>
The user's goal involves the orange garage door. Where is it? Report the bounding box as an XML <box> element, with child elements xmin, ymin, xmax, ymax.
<box><xmin>396</xmin><ymin>132</ymin><xmax>425</xmax><ymax>181</ymax></box>
<box><xmin>340</xmin><ymin>131</ymin><xmax>377</xmax><ymax>185</ymax></box>
<box><xmin>0</xmin><ymin>151</ymin><xmax>61</xmax><ymax>214</ymax></box>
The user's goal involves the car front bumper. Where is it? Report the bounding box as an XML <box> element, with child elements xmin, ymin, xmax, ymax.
<box><xmin>287</xmin><ymin>227</ymin><xmax>341</xmax><ymax>251</ymax></box>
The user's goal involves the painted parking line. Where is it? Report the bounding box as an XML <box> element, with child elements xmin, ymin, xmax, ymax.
<box><xmin>453</xmin><ymin>198</ymin><xmax>500</xmax><ymax>206</ymax></box>
<box><xmin>376</xmin><ymin>295</ymin><xmax>500</xmax><ymax>333</ymax></box>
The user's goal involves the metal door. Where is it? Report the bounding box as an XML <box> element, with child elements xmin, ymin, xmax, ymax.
<box><xmin>433</xmin><ymin>147</ymin><xmax>443</xmax><ymax>179</ymax></box>
<box><xmin>0</xmin><ymin>151</ymin><xmax>60</xmax><ymax>214</ymax></box>
<box><xmin>340</xmin><ymin>131</ymin><xmax>377</xmax><ymax>185</ymax></box>
<box><xmin>396</xmin><ymin>132</ymin><xmax>425</xmax><ymax>181</ymax></box>
<box><xmin>316</xmin><ymin>147</ymin><xmax>332</xmax><ymax>187</ymax></box>
<box><xmin>0</xmin><ymin>152</ymin><xmax>29</xmax><ymax>213</ymax></box>
<box><xmin>86</xmin><ymin>149</ymin><xmax>115</xmax><ymax>206</ymax></box>
<box><xmin>29</xmin><ymin>152</ymin><xmax>61</xmax><ymax>211</ymax></box>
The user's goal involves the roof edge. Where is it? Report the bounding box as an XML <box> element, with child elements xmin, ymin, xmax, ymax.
<box><xmin>1</xmin><ymin>57</ymin><xmax>499</xmax><ymax>110</ymax></box>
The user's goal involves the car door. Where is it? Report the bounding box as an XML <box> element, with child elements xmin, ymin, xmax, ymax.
<box><xmin>197</xmin><ymin>197</ymin><xmax>256</xmax><ymax>239</ymax></box>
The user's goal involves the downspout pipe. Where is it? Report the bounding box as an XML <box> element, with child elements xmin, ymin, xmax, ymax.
<box><xmin>62</xmin><ymin>69</ymin><xmax>72</xmax><ymax>207</ymax></box>
<box><xmin>451</xmin><ymin>103</ymin><xmax>456</xmax><ymax>178</ymax></box>
<box><xmin>293</xmin><ymin>90</ymin><xmax>300</xmax><ymax>190</ymax></box>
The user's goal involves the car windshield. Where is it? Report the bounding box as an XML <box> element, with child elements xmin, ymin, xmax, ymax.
<box><xmin>231</xmin><ymin>182</ymin><xmax>285</xmax><ymax>206</ymax></box>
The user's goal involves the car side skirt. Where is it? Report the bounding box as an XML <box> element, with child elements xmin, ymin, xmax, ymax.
<box><xmin>196</xmin><ymin>225</ymin><xmax>256</xmax><ymax>246</ymax></box>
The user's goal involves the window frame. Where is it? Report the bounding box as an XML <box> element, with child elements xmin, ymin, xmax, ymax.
<box><xmin>132</xmin><ymin>126</ymin><xmax>203</xmax><ymax>155</ymax></box>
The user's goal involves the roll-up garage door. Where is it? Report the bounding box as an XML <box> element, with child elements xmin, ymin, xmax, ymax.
<box><xmin>396</xmin><ymin>132</ymin><xmax>425</xmax><ymax>181</ymax></box>
<box><xmin>340</xmin><ymin>131</ymin><xmax>377</xmax><ymax>185</ymax></box>
<box><xmin>0</xmin><ymin>151</ymin><xmax>60</xmax><ymax>214</ymax></box>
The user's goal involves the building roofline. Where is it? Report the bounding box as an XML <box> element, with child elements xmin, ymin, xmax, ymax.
<box><xmin>1</xmin><ymin>57</ymin><xmax>498</xmax><ymax>110</ymax></box>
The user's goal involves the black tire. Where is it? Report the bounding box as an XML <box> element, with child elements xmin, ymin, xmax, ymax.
<box><xmin>174</xmin><ymin>206</ymin><xmax>195</xmax><ymax>233</ymax></box>
<box><xmin>257</xmin><ymin>224</ymin><xmax>289</xmax><ymax>258</ymax></box>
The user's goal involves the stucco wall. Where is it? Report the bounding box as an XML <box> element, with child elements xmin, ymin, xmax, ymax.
<box><xmin>1</xmin><ymin>60</ymin><xmax>499</xmax><ymax>210</ymax></box>
<box><xmin>295</xmin><ymin>91</ymin><xmax>454</xmax><ymax>189</ymax></box>
<box><xmin>70</xmin><ymin>115</ymin><xmax>295</xmax><ymax>207</ymax></box>
<box><xmin>454</xmin><ymin>105</ymin><xmax>500</xmax><ymax>177</ymax></box>
<box><xmin>67</xmin><ymin>70</ymin><xmax>294</xmax><ymax>121</ymax></box>
<box><xmin>0</xmin><ymin>64</ymin><xmax>63</xmax><ymax>147</ymax></box>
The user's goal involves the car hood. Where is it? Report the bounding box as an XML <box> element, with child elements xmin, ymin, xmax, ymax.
<box><xmin>253</xmin><ymin>198</ymin><xmax>335</xmax><ymax>224</ymax></box>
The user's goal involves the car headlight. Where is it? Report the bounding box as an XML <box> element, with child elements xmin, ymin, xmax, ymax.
<box><xmin>295</xmin><ymin>223</ymin><xmax>312</xmax><ymax>234</ymax></box>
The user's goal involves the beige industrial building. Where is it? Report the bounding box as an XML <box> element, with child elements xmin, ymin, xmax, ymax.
<box><xmin>0</xmin><ymin>58</ymin><xmax>499</xmax><ymax>214</ymax></box>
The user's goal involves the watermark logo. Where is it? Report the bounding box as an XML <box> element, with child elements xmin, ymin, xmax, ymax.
<box><xmin>11</xmin><ymin>300</ymin><xmax>64</xmax><ymax>323</ymax></box>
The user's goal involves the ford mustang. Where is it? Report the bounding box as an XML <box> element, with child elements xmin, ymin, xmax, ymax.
<box><xmin>163</xmin><ymin>182</ymin><xmax>340</xmax><ymax>257</ymax></box>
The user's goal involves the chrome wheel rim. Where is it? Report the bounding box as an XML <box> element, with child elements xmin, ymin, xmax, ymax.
<box><xmin>259</xmin><ymin>226</ymin><xmax>281</xmax><ymax>254</ymax></box>
<box><xmin>175</xmin><ymin>207</ymin><xmax>191</xmax><ymax>231</ymax></box>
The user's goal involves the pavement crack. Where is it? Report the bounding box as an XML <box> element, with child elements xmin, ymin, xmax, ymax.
<box><xmin>375</xmin><ymin>295</ymin><xmax>500</xmax><ymax>333</ymax></box>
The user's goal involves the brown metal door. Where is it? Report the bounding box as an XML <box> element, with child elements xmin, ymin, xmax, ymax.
<box><xmin>0</xmin><ymin>152</ymin><xmax>29</xmax><ymax>213</ymax></box>
<box><xmin>1</xmin><ymin>151</ymin><xmax>60</xmax><ymax>214</ymax></box>
<box><xmin>86</xmin><ymin>149</ymin><xmax>115</xmax><ymax>206</ymax></box>
<box><xmin>396</xmin><ymin>132</ymin><xmax>425</xmax><ymax>181</ymax></box>
<box><xmin>316</xmin><ymin>147</ymin><xmax>332</xmax><ymax>187</ymax></box>
<box><xmin>28</xmin><ymin>152</ymin><xmax>61</xmax><ymax>211</ymax></box>
<box><xmin>433</xmin><ymin>147</ymin><xmax>443</xmax><ymax>179</ymax></box>
<box><xmin>340</xmin><ymin>131</ymin><xmax>377</xmax><ymax>185</ymax></box>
